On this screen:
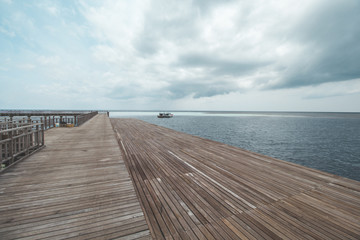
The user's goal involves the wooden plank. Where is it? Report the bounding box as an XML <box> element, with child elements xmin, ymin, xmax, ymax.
<box><xmin>0</xmin><ymin>114</ymin><xmax>150</xmax><ymax>240</ymax></box>
<box><xmin>111</xmin><ymin>118</ymin><xmax>360</xmax><ymax>240</ymax></box>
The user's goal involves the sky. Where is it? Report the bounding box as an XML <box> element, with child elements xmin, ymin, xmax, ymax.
<box><xmin>1</xmin><ymin>0</ymin><xmax>360</xmax><ymax>111</ymax></box>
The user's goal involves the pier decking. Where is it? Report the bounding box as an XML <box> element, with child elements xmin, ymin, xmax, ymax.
<box><xmin>0</xmin><ymin>115</ymin><xmax>150</xmax><ymax>239</ymax></box>
<box><xmin>1</xmin><ymin>115</ymin><xmax>359</xmax><ymax>240</ymax></box>
<box><xmin>111</xmin><ymin>118</ymin><xmax>360</xmax><ymax>240</ymax></box>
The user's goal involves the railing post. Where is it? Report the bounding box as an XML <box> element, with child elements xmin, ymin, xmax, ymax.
<box><xmin>30</xmin><ymin>122</ymin><xmax>33</xmax><ymax>147</ymax></box>
<box><xmin>25</xmin><ymin>126</ymin><xmax>29</xmax><ymax>155</ymax></box>
<box><xmin>4</xmin><ymin>140</ymin><xmax>7</xmax><ymax>162</ymax></box>
<box><xmin>9</xmin><ymin>130</ymin><xmax>13</xmax><ymax>165</ymax></box>
<box><xmin>0</xmin><ymin>131</ymin><xmax>2</xmax><ymax>166</ymax></box>
<box><xmin>44</xmin><ymin>116</ymin><xmax>47</xmax><ymax>130</ymax></box>
<box><xmin>41</xmin><ymin>123</ymin><xmax>45</xmax><ymax>146</ymax></box>
<box><xmin>36</xmin><ymin>122</ymin><xmax>39</xmax><ymax>147</ymax></box>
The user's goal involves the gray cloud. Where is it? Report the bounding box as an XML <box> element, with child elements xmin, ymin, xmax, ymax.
<box><xmin>107</xmin><ymin>83</ymin><xmax>143</xmax><ymax>100</ymax></box>
<box><xmin>132</xmin><ymin>0</ymin><xmax>360</xmax><ymax>100</ymax></box>
<box><xmin>270</xmin><ymin>0</ymin><xmax>360</xmax><ymax>89</ymax></box>
<box><xmin>166</xmin><ymin>79</ymin><xmax>238</xmax><ymax>99</ymax></box>
<box><xmin>133</xmin><ymin>1</ymin><xmax>200</xmax><ymax>56</ymax></box>
<box><xmin>4</xmin><ymin>0</ymin><xmax>359</xmax><ymax>111</ymax></box>
<box><xmin>177</xmin><ymin>53</ymin><xmax>269</xmax><ymax>77</ymax></box>
<box><xmin>99</xmin><ymin>0</ymin><xmax>360</xmax><ymax>102</ymax></box>
<box><xmin>191</xmin><ymin>0</ymin><xmax>236</xmax><ymax>13</ymax></box>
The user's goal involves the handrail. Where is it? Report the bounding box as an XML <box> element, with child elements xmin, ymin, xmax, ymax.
<box><xmin>0</xmin><ymin>111</ymin><xmax>98</xmax><ymax>171</ymax></box>
<box><xmin>0</xmin><ymin>123</ymin><xmax>42</xmax><ymax>133</ymax></box>
<box><xmin>0</xmin><ymin>111</ymin><xmax>98</xmax><ymax>130</ymax></box>
<box><xmin>1</xmin><ymin>123</ymin><xmax>45</xmax><ymax>171</ymax></box>
<box><xmin>76</xmin><ymin>111</ymin><xmax>98</xmax><ymax>126</ymax></box>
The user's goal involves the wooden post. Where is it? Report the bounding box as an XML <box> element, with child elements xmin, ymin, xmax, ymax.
<box><xmin>74</xmin><ymin>116</ymin><xmax>77</xmax><ymax>127</ymax></box>
<box><xmin>29</xmin><ymin>119</ymin><xmax>33</xmax><ymax>147</ymax></box>
<box><xmin>35</xmin><ymin>122</ymin><xmax>39</xmax><ymax>146</ymax></box>
<box><xmin>9</xmin><ymin>130</ymin><xmax>13</xmax><ymax>164</ymax></box>
<box><xmin>15</xmin><ymin>124</ymin><xmax>19</xmax><ymax>153</ymax></box>
<box><xmin>25</xmin><ymin>126</ymin><xmax>29</xmax><ymax>155</ymax></box>
<box><xmin>4</xmin><ymin>133</ymin><xmax>8</xmax><ymax>161</ymax></box>
<box><xmin>44</xmin><ymin>116</ymin><xmax>47</xmax><ymax>129</ymax></box>
<box><xmin>28</xmin><ymin>116</ymin><xmax>31</xmax><ymax>125</ymax></box>
<box><xmin>41</xmin><ymin>123</ymin><xmax>45</xmax><ymax>146</ymax></box>
<box><xmin>0</xmin><ymin>131</ymin><xmax>2</xmax><ymax>165</ymax></box>
<box><xmin>16</xmin><ymin>124</ymin><xmax>20</xmax><ymax>152</ymax></box>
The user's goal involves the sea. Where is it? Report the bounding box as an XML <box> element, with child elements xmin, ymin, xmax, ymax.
<box><xmin>110</xmin><ymin>111</ymin><xmax>360</xmax><ymax>182</ymax></box>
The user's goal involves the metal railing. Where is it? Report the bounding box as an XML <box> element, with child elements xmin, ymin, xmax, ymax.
<box><xmin>0</xmin><ymin>122</ymin><xmax>45</xmax><ymax>171</ymax></box>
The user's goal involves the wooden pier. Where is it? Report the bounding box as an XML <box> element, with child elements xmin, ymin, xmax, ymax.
<box><xmin>1</xmin><ymin>115</ymin><xmax>359</xmax><ymax>240</ymax></box>
<box><xmin>111</xmin><ymin>118</ymin><xmax>360</xmax><ymax>240</ymax></box>
<box><xmin>0</xmin><ymin>115</ymin><xmax>150</xmax><ymax>239</ymax></box>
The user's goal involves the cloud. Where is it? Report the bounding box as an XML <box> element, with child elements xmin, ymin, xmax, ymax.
<box><xmin>177</xmin><ymin>53</ymin><xmax>269</xmax><ymax>77</ymax></box>
<box><xmin>17</xmin><ymin>63</ymin><xmax>35</xmax><ymax>70</ymax></box>
<box><xmin>0</xmin><ymin>26</ymin><xmax>15</xmax><ymax>37</ymax></box>
<box><xmin>1</xmin><ymin>0</ymin><xmax>12</xmax><ymax>4</ymax></box>
<box><xmin>267</xmin><ymin>0</ymin><xmax>360</xmax><ymax>89</ymax></box>
<box><xmin>35</xmin><ymin>1</ymin><xmax>61</xmax><ymax>16</ymax></box>
<box><xmin>166</xmin><ymin>79</ymin><xmax>238</xmax><ymax>99</ymax></box>
<box><xmin>37</xmin><ymin>55</ymin><xmax>60</xmax><ymax>65</ymax></box>
<box><xmin>76</xmin><ymin>0</ymin><xmax>360</xmax><ymax>103</ymax></box>
<box><xmin>1</xmin><ymin>0</ymin><xmax>360</xmax><ymax>111</ymax></box>
<box><xmin>303</xmin><ymin>78</ymin><xmax>360</xmax><ymax>99</ymax></box>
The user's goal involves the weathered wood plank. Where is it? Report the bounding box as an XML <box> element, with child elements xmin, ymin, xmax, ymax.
<box><xmin>0</xmin><ymin>114</ymin><xmax>150</xmax><ymax>240</ymax></box>
<box><xmin>111</xmin><ymin>118</ymin><xmax>360</xmax><ymax>240</ymax></box>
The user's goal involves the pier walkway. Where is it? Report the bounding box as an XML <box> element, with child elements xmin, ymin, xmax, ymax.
<box><xmin>111</xmin><ymin>118</ymin><xmax>360</xmax><ymax>240</ymax></box>
<box><xmin>0</xmin><ymin>114</ymin><xmax>150</xmax><ymax>240</ymax></box>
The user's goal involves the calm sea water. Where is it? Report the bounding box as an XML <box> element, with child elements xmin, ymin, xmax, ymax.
<box><xmin>110</xmin><ymin>111</ymin><xmax>360</xmax><ymax>182</ymax></box>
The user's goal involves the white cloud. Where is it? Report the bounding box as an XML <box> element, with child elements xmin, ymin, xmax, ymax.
<box><xmin>37</xmin><ymin>55</ymin><xmax>60</xmax><ymax>65</ymax></box>
<box><xmin>1</xmin><ymin>0</ymin><xmax>359</xmax><ymax>111</ymax></box>
<box><xmin>81</xmin><ymin>0</ymin><xmax>149</xmax><ymax>49</ymax></box>
<box><xmin>1</xmin><ymin>0</ymin><xmax>12</xmax><ymax>4</ymax></box>
<box><xmin>17</xmin><ymin>63</ymin><xmax>36</xmax><ymax>70</ymax></box>
<box><xmin>76</xmin><ymin>0</ymin><xmax>360</xmax><ymax>109</ymax></box>
<box><xmin>0</xmin><ymin>26</ymin><xmax>15</xmax><ymax>37</ymax></box>
<box><xmin>304</xmin><ymin>78</ymin><xmax>360</xmax><ymax>99</ymax></box>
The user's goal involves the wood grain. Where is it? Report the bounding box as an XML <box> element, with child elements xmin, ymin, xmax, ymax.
<box><xmin>111</xmin><ymin>118</ymin><xmax>360</xmax><ymax>240</ymax></box>
<box><xmin>0</xmin><ymin>114</ymin><xmax>150</xmax><ymax>240</ymax></box>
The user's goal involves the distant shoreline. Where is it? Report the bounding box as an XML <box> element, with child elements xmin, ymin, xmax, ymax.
<box><xmin>1</xmin><ymin>109</ymin><xmax>360</xmax><ymax>114</ymax></box>
<box><xmin>2</xmin><ymin>109</ymin><xmax>360</xmax><ymax>119</ymax></box>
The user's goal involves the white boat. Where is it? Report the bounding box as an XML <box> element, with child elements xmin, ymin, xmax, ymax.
<box><xmin>157</xmin><ymin>113</ymin><xmax>174</xmax><ymax>118</ymax></box>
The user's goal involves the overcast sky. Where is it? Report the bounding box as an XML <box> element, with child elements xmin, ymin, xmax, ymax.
<box><xmin>1</xmin><ymin>0</ymin><xmax>360</xmax><ymax>111</ymax></box>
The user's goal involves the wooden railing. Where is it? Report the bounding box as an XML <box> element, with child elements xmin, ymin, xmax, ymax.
<box><xmin>0</xmin><ymin>111</ymin><xmax>98</xmax><ymax>171</ymax></box>
<box><xmin>0</xmin><ymin>122</ymin><xmax>45</xmax><ymax>171</ymax></box>
<box><xmin>77</xmin><ymin>111</ymin><xmax>98</xmax><ymax>126</ymax></box>
<box><xmin>0</xmin><ymin>111</ymin><xmax>98</xmax><ymax>130</ymax></box>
